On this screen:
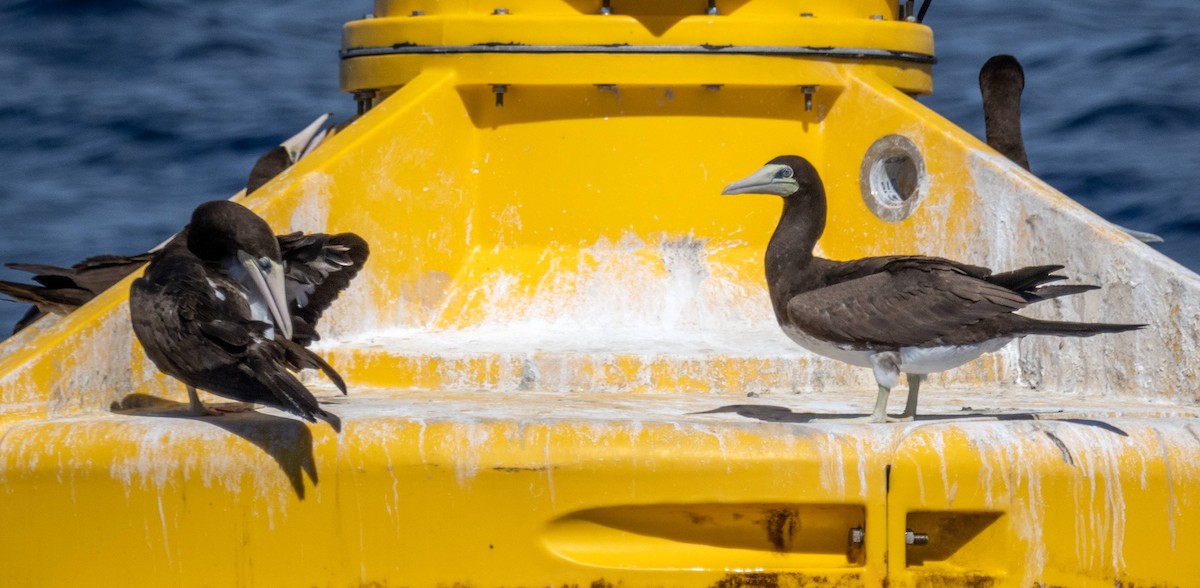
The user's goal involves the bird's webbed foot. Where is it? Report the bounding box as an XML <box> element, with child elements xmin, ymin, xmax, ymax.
<box><xmin>186</xmin><ymin>386</ymin><xmax>221</xmax><ymax>417</ymax></box>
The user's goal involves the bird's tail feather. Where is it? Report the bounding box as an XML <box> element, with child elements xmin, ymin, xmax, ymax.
<box><xmin>988</xmin><ymin>264</ymin><xmax>1065</xmax><ymax>291</ymax></box>
<box><xmin>0</xmin><ymin>280</ymin><xmax>39</xmax><ymax>303</ymax></box>
<box><xmin>257</xmin><ymin>363</ymin><xmax>342</xmax><ymax>432</ymax></box>
<box><xmin>1019</xmin><ymin>318</ymin><xmax>1145</xmax><ymax>337</ymax></box>
<box><xmin>317</xmin><ymin>410</ymin><xmax>342</xmax><ymax>433</ymax></box>
<box><xmin>277</xmin><ymin>336</ymin><xmax>347</xmax><ymax>394</ymax></box>
<box><xmin>1027</xmin><ymin>284</ymin><xmax>1100</xmax><ymax>302</ymax></box>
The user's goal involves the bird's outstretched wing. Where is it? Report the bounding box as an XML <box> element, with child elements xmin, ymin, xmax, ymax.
<box><xmin>277</xmin><ymin>232</ymin><xmax>369</xmax><ymax>345</ymax></box>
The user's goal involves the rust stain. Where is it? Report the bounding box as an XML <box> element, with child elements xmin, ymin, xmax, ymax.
<box><xmin>759</xmin><ymin>508</ymin><xmax>799</xmax><ymax>551</ymax></box>
<box><xmin>912</xmin><ymin>572</ymin><xmax>998</xmax><ymax>588</ymax></box>
<box><xmin>491</xmin><ymin>466</ymin><xmax>549</xmax><ymax>473</ymax></box>
<box><xmin>709</xmin><ymin>572</ymin><xmax>862</xmax><ymax>588</ymax></box>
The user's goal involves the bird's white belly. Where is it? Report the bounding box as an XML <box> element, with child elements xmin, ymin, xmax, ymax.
<box><xmin>899</xmin><ymin>338</ymin><xmax>1014</xmax><ymax>374</ymax></box>
<box><xmin>781</xmin><ymin>325</ymin><xmax>1014</xmax><ymax>374</ymax></box>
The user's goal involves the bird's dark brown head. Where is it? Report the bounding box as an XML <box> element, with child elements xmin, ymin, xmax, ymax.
<box><xmin>246</xmin><ymin>147</ymin><xmax>291</xmax><ymax>195</ymax></box>
<box><xmin>721</xmin><ymin>155</ymin><xmax>822</xmax><ymax>198</ymax></box>
<box><xmin>187</xmin><ymin>200</ymin><xmax>282</xmax><ymax>263</ymax></box>
<box><xmin>979</xmin><ymin>54</ymin><xmax>1025</xmax><ymax>94</ymax></box>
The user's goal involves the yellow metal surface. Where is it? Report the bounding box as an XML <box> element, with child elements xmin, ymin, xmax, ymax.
<box><xmin>2</xmin><ymin>0</ymin><xmax>1200</xmax><ymax>586</ymax></box>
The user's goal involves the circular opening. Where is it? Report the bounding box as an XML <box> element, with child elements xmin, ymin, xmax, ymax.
<box><xmin>870</xmin><ymin>154</ymin><xmax>919</xmax><ymax>206</ymax></box>
<box><xmin>860</xmin><ymin>135</ymin><xmax>928</xmax><ymax>222</ymax></box>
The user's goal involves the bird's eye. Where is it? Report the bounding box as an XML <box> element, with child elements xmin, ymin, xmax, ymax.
<box><xmin>258</xmin><ymin>258</ymin><xmax>272</xmax><ymax>272</ymax></box>
<box><xmin>776</xmin><ymin>168</ymin><xmax>793</xmax><ymax>180</ymax></box>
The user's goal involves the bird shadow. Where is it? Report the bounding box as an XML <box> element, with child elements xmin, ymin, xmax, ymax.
<box><xmin>694</xmin><ymin>404</ymin><xmax>1129</xmax><ymax>436</ymax></box>
<box><xmin>111</xmin><ymin>394</ymin><xmax>320</xmax><ymax>499</ymax></box>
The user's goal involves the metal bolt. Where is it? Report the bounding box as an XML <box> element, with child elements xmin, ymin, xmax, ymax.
<box><xmin>905</xmin><ymin>529</ymin><xmax>929</xmax><ymax>546</ymax></box>
<box><xmin>353</xmin><ymin>90</ymin><xmax>377</xmax><ymax>115</ymax></box>
<box><xmin>703</xmin><ymin>84</ymin><xmax>722</xmax><ymax>92</ymax></box>
<box><xmin>849</xmin><ymin>527</ymin><xmax>865</xmax><ymax>545</ymax></box>
<box><xmin>800</xmin><ymin>12</ymin><xmax>814</xmax><ymax>17</ymax></box>
<box><xmin>801</xmin><ymin>85</ymin><xmax>817</xmax><ymax>112</ymax></box>
<box><xmin>600</xmin><ymin>0</ymin><xmax>611</xmax><ymax>15</ymax></box>
<box><xmin>362</xmin><ymin>13</ymin><xmax>375</xmax><ymax>19</ymax></box>
<box><xmin>493</xmin><ymin>7</ymin><xmax>509</xmax><ymax>15</ymax></box>
<box><xmin>596</xmin><ymin>84</ymin><xmax>618</xmax><ymax>94</ymax></box>
<box><xmin>707</xmin><ymin>0</ymin><xmax>719</xmax><ymax>15</ymax></box>
<box><xmin>869</xmin><ymin>14</ymin><xmax>884</xmax><ymax>20</ymax></box>
<box><xmin>411</xmin><ymin>10</ymin><xmax>425</xmax><ymax>16</ymax></box>
<box><xmin>492</xmin><ymin>84</ymin><xmax>508</xmax><ymax>107</ymax></box>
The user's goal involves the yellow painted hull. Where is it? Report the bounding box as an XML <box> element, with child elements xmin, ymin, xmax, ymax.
<box><xmin>2</xmin><ymin>1</ymin><xmax>1198</xmax><ymax>586</ymax></box>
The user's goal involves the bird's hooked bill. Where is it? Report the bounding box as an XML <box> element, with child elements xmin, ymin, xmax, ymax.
<box><xmin>721</xmin><ymin>163</ymin><xmax>799</xmax><ymax>196</ymax></box>
<box><xmin>236</xmin><ymin>250</ymin><xmax>293</xmax><ymax>340</ymax></box>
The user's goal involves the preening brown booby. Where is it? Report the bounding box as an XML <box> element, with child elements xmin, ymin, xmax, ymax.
<box><xmin>979</xmin><ymin>54</ymin><xmax>1163</xmax><ymax>244</ymax></box>
<box><xmin>1</xmin><ymin>114</ymin><xmax>340</xmax><ymax>335</ymax></box>
<box><xmin>130</xmin><ymin>200</ymin><xmax>368</xmax><ymax>430</ymax></box>
<box><xmin>723</xmin><ymin>155</ymin><xmax>1144</xmax><ymax>423</ymax></box>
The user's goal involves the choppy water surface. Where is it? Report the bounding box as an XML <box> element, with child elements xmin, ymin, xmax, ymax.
<box><xmin>0</xmin><ymin>0</ymin><xmax>1197</xmax><ymax>330</ymax></box>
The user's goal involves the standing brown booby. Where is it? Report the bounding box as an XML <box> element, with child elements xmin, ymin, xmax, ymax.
<box><xmin>979</xmin><ymin>54</ymin><xmax>1162</xmax><ymax>244</ymax></box>
<box><xmin>723</xmin><ymin>155</ymin><xmax>1144</xmax><ymax>422</ymax></box>
<box><xmin>130</xmin><ymin>200</ymin><xmax>365</xmax><ymax>430</ymax></box>
<box><xmin>1</xmin><ymin>114</ymin><xmax>340</xmax><ymax>334</ymax></box>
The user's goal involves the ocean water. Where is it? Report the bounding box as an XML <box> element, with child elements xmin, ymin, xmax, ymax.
<box><xmin>0</xmin><ymin>0</ymin><xmax>1198</xmax><ymax>332</ymax></box>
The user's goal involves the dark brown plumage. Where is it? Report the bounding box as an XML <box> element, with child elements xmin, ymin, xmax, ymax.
<box><xmin>979</xmin><ymin>54</ymin><xmax>1029</xmax><ymax>170</ymax></box>
<box><xmin>246</xmin><ymin>147</ymin><xmax>293</xmax><ymax>195</ymax></box>
<box><xmin>130</xmin><ymin>200</ymin><xmax>368</xmax><ymax>430</ymax></box>
<box><xmin>723</xmin><ymin>155</ymin><xmax>1144</xmax><ymax>422</ymax></box>
<box><xmin>0</xmin><ymin>253</ymin><xmax>154</xmax><ymax>333</ymax></box>
<box><xmin>277</xmin><ymin>231</ymin><xmax>370</xmax><ymax>346</ymax></box>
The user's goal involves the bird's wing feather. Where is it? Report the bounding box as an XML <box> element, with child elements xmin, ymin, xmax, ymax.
<box><xmin>786</xmin><ymin>260</ymin><xmax>1028</xmax><ymax>348</ymax></box>
<box><xmin>278</xmin><ymin>232</ymin><xmax>369</xmax><ymax>343</ymax></box>
<box><xmin>0</xmin><ymin>280</ymin><xmax>91</xmax><ymax>307</ymax></box>
<box><xmin>814</xmin><ymin>255</ymin><xmax>993</xmax><ymax>287</ymax></box>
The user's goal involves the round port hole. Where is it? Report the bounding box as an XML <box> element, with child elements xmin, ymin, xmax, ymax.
<box><xmin>859</xmin><ymin>135</ymin><xmax>928</xmax><ymax>222</ymax></box>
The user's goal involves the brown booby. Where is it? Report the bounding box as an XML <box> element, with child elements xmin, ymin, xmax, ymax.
<box><xmin>979</xmin><ymin>54</ymin><xmax>1163</xmax><ymax>244</ymax></box>
<box><xmin>130</xmin><ymin>200</ymin><xmax>367</xmax><ymax>430</ymax></box>
<box><xmin>246</xmin><ymin>113</ymin><xmax>333</xmax><ymax>194</ymax></box>
<box><xmin>723</xmin><ymin>155</ymin><xmax>1144</xmax><ymax>422</ymax></box>
<box><xmin>1</xmin><ymin>114</ymin><xmax>339</xmax><ymax>334</ymax></box>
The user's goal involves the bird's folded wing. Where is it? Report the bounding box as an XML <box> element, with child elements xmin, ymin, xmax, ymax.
<box><xmin>197</xmin><ymin>319</ymin><xmax>253</xmax><ymax>349</ymax></box>
<box><xmin>786</xmin><ymin>264</ymin><xmax>1029</xmax><ymax>347</ymax></box>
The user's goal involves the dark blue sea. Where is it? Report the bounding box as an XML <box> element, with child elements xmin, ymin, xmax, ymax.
<box><xmin>1</xmin><ymin>0</ymin><xmax>1198</xmax><ymax>331</ymax></box>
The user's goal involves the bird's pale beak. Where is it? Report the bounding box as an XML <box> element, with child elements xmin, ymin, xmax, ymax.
<box><xmin>282</xmin><ymin>112</ymin><xmax>333</xmax><ymax>163</ymax></box>
<box><xmin>237</xmin><ymin>250</ymin><xmax>293</xmax><ymax>340</ymax></box>
<box><xmin>721</xmin><ymin>164</ymin><xmax>799</xmax><ymax>196</ymax></box>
